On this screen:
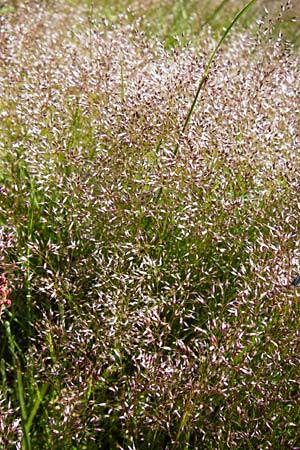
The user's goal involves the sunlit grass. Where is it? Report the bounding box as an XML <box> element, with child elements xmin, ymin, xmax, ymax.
<box><xmin>0</xmin><ymin>0</ymin><xmax>300</xmax><ymax>448</ymax></box>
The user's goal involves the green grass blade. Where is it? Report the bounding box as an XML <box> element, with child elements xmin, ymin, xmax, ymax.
<box><xmin>26</xmin><ymin>383</ymin><xmax>50</xmax><ymax>434</ymax></box>
<box><xmin>178</xmin><ymin>0</ymin><xmax>258</xmax><ymax>150</ymax></box>
<box><xmin>202</xmin><ymin>0</ymin><xmax>231</xmax><ymax>27</ymax></box>
<box><xmin>5</xmin><ymin>321</ymin><xmax>32</xmax><ymax>450</ymax></box>
<box><xmin>151</xmin><ymin>0</ymin><xmax>257</xmax><ymax>208</ymax></box>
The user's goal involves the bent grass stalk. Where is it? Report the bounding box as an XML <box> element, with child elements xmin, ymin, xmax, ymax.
<box><xmin>202</xmin><ymin>0</ymin><xmax>231</xmax><ymax>27</ymax></box>
<box><xmin>154</xmin><ymin>0</ymin><xmax>257</xmax><ymax>204</ymax></box>
<box><xmin>179</xmin><ymin>0</ymin><xmax>258</xmax><ymax>148</ymax></box>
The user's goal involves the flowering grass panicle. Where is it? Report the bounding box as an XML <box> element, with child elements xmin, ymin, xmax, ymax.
<box><xmin>0</xmin><ymin>0</ymin><xmax>300</xmax><ymax>449</ymax></box>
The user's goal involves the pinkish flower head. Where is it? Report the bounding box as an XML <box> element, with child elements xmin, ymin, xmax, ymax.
<box><xmin>0</xmin><ymin>272</ymin><xmax>11</xmax><ymax>317</ymax></box>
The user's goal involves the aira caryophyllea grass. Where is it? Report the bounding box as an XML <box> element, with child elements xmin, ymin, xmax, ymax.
<box><xmin>0</xmin><ymin>0</ymin><xmax>300</xmax><ymax>449</ymax></box>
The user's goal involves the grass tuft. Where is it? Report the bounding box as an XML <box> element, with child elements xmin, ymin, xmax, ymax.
<box><xmin>0</xmin><ymin>0</ymin><xmax>300</xmax><ymax>448</ymax></box>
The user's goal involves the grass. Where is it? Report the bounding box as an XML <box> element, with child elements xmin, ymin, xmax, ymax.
<box><xmin>0</xmin><ymin>0</ymin><xmax>300</xmax><ymax>448</ymax></box>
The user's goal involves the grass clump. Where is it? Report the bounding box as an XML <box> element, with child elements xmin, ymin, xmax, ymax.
<box><xmin>0</xmin><ymin>1</ymin><xmax>300</xmax><ymax>449</ymax></box>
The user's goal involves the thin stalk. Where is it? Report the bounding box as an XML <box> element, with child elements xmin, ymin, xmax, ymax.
<box><xmin>25</xmin><ymin>242</ymin><xmax>32</xmax><ymax>324</ymax></box>
<box><xmin>152</xmin><ymin>0</ymin><xmax>257</xmax><ymax>206</ymax></box>
<box><xmin>26</xmin><ymin>383</ymin><xmax>49</xmax><ymax>433</ymax></box>
<box><xmin>25</xmin><ymin>182</ymin><xmax>35</xmax><ymax>332</ymax></box>
<box><xmin>202</xmin><ymin>0</ymin><xmax>231</xmax><ymax>27</ymax></box>
<box><xmin>176</xmin><ymin>0</ymin><xmax>258</xmax><ymax>156</ymax></box>
<box><xmin>5</xmin><ymin>321</ymin><xmax>32</xmax><ymax>450</ymax></box>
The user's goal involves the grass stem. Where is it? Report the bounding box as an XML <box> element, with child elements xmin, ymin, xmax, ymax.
<box><xmin>5</xmin><ymin>321</ymin><xmax>32</xmax><ymax>450</ymax></box>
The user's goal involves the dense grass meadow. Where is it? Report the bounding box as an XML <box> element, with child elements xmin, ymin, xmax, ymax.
<box><xmin>1</xmin><ymin>0</ymin><xmax>300</xmax><ymax>448</ymax></box>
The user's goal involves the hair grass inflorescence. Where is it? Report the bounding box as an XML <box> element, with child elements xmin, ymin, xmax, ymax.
<box><xmin>0</xmin><ymin>0</ymin><xmax>300</xmax><ymax>448</ymax></box>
